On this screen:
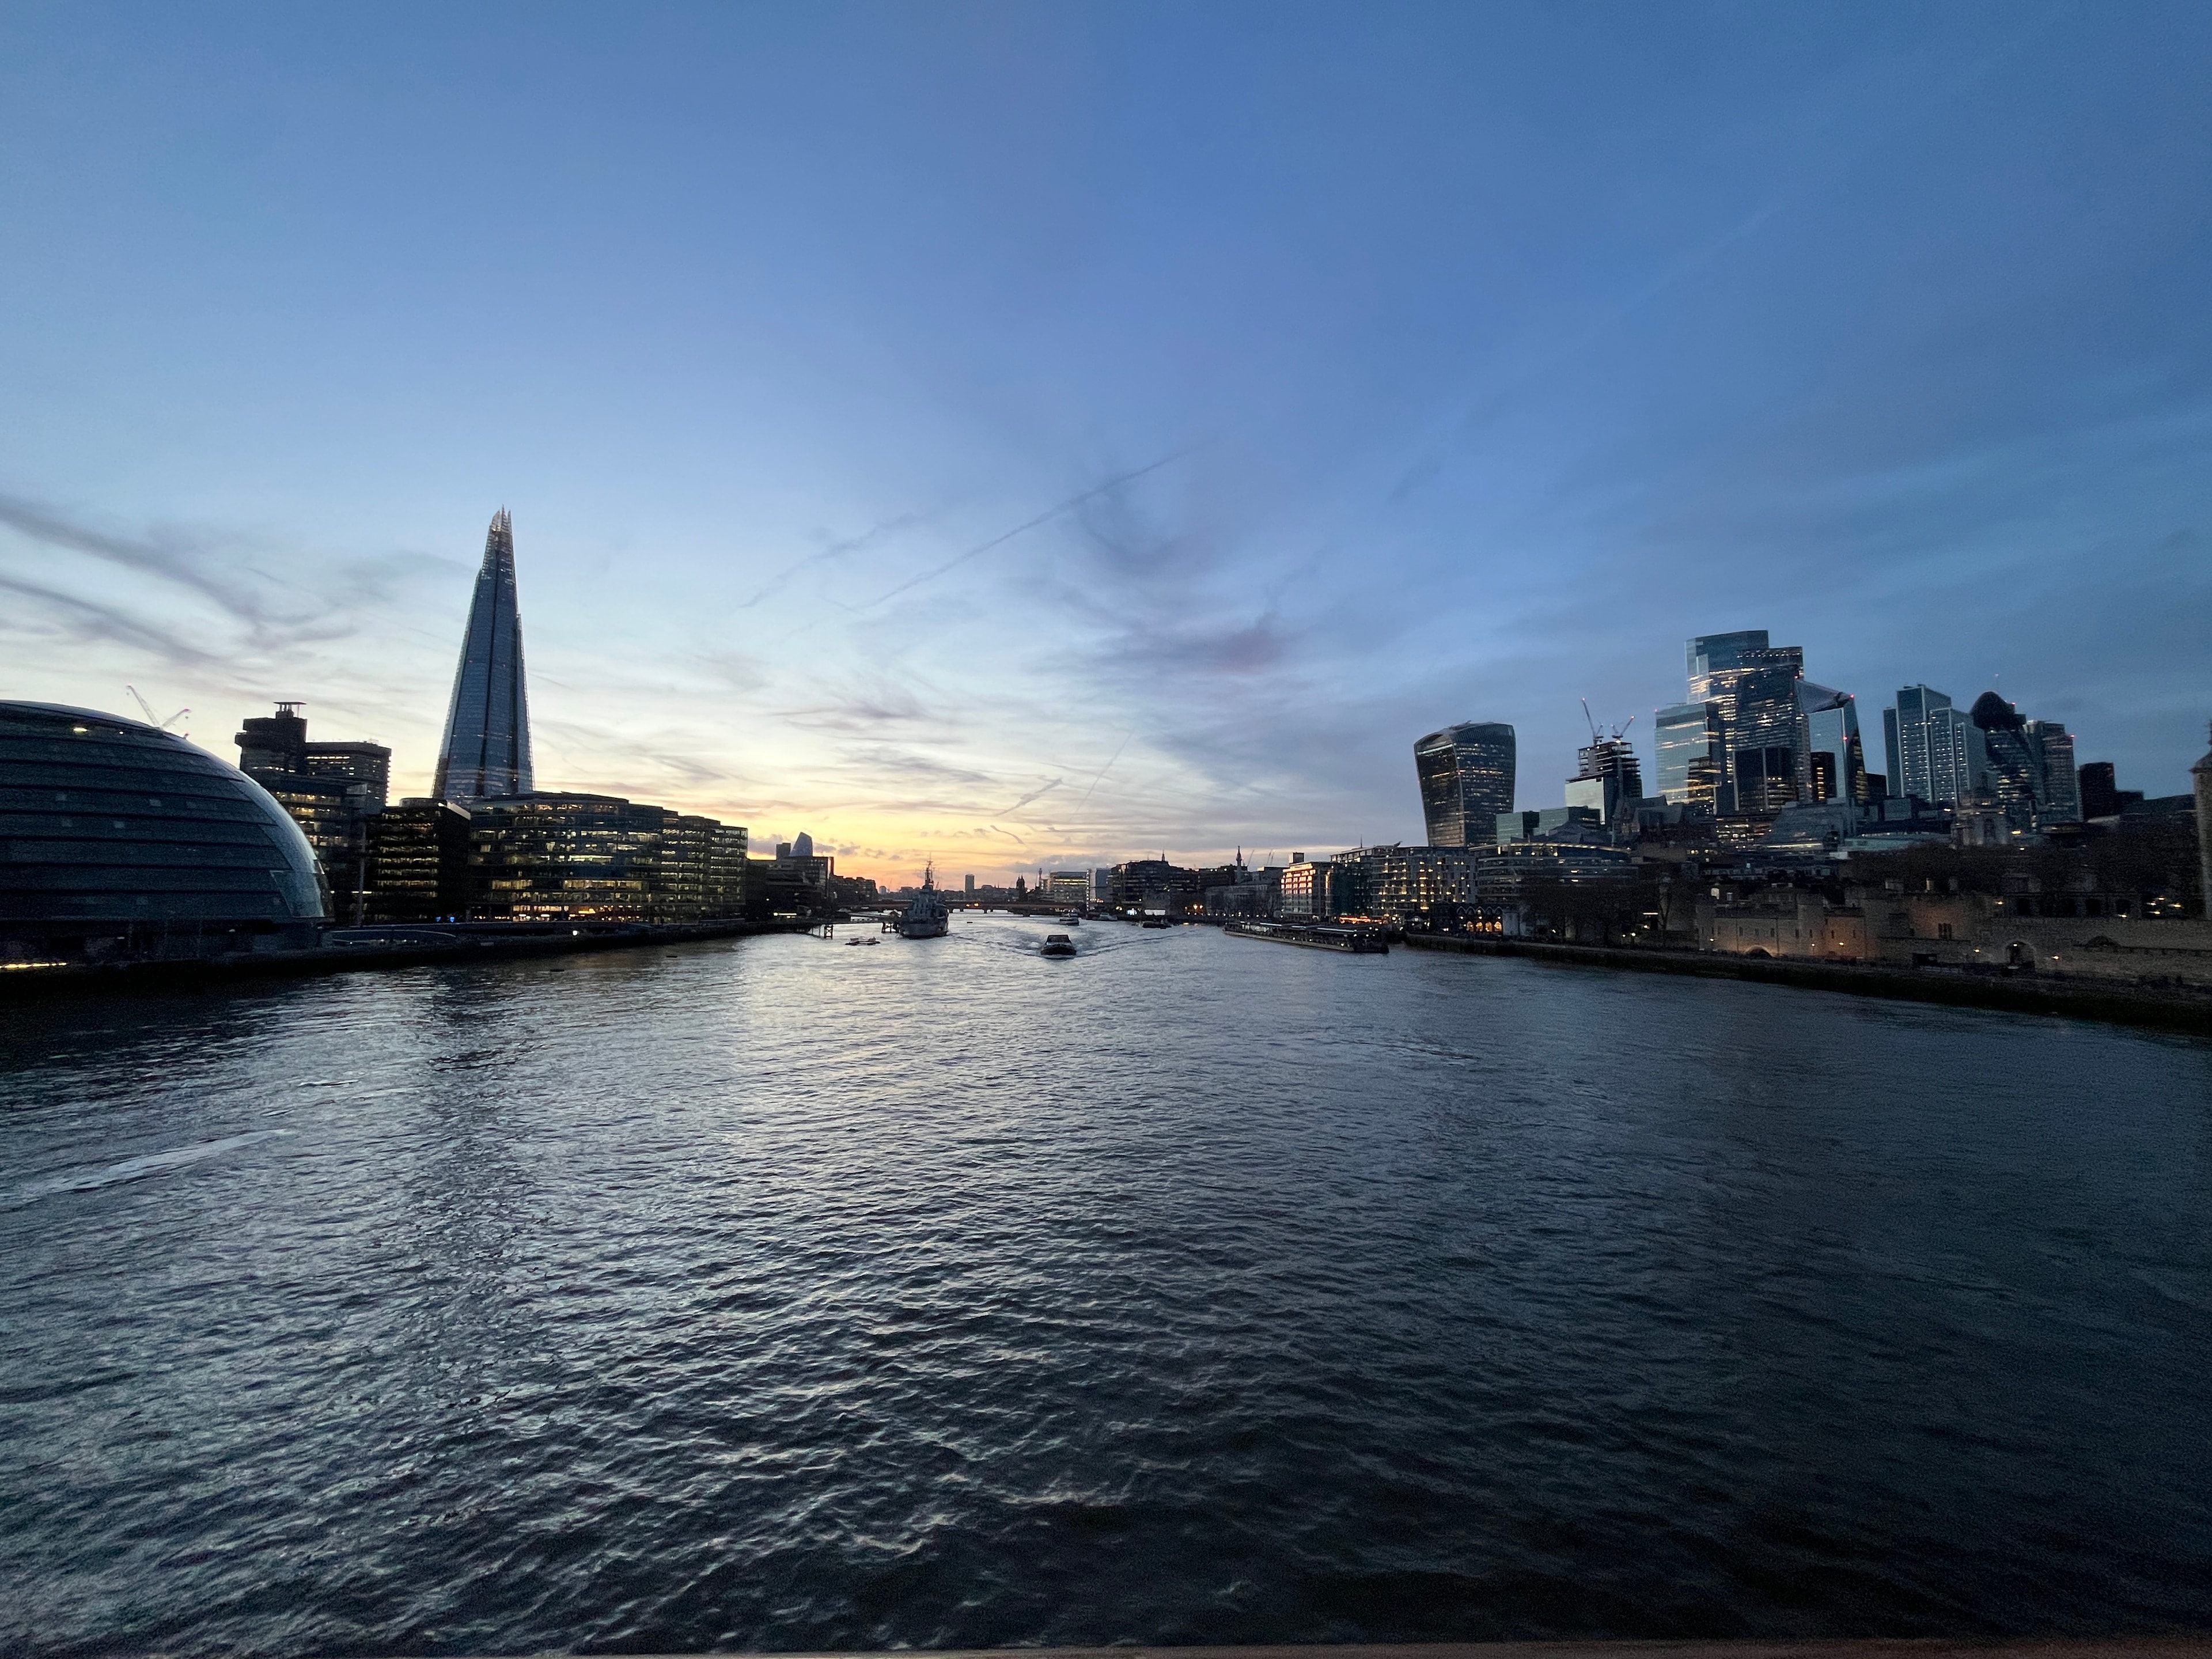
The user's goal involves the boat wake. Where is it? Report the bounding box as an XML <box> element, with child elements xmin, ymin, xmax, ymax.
<box><xmin>8</xmin><ymin>1130</ymin><xmax>290</xmax><ymax>1207</ymax></box>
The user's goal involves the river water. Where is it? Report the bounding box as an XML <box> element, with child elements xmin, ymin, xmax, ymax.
<box><xmin>3</xmin><ymin>917</ymin><xmax>2210</xmax><ymax>1656</ymax></box>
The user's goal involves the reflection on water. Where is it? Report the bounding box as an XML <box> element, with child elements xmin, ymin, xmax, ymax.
<box><xmin>2</xmin><ymin>918</ymin><xmax>2209</xmax><ymax>1656</ymax></box>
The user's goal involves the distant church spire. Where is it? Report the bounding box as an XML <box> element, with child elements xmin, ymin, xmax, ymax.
<box><xmin>433</xmin><ymin>508</ymin><xmax>533</xmax><ymax>802</ymax></box>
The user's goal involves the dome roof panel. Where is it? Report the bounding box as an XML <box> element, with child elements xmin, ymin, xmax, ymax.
<box><xmin>0</xmin><ymin>702</ymin><xmax>327</xmax><ymax>934</ymax></box>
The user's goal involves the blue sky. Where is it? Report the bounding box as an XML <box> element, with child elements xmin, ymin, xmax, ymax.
<box><xmin>3</xmin><ymin>2</ymin><xmax>2207</xmax><ymax>881</ymax></box>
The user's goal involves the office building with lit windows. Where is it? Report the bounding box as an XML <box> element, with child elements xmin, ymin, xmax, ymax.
<box><xmin>2027</xmin><ymin>721</ymin><xmax>2081</xmax><ymax>824</ymax></box>
<box><xmin>1328</xmin><ymin>843</ymin><xmax>1482</xmax><ymax>925</ymax></box>
<box><xmin>362</xmin><ymin>800</ymin><xmax>474</xmax><ymax>923</ymax></box>
<box><xmin>1566</xmin><ymin>734</ymin><xmax>1643</xmax><ymax>827</ymax></box>
<box><xmin>1687</xmin><ymin>630</ymin><xmax>1805</xmax><ymax>815</ymax></box>
<box><xmin>458</xmin><ymin>793</ymin><xmax>748</xmax><ymax>923</ymax></box>
<box><xmin>1885</xmin><ymin>685</ymin><xmax>1987</xmax><ymax>808</ymax></box>
<box><xmin>1653</xmin><ymin>702</ymin><xmax>1721</xmax><ymax>810</ymax></box>
<box><xmin>1414</xmin><ymin>721</ymin><xmax>1516</xmax><ymax>847</ymax></box>
<box><xmin>234</xmin><ymin>701</ymin><xmax>392</xmax><ymax>916</ymax></box>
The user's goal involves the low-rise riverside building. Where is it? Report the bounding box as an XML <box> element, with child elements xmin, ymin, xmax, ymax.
<box><xmin>1694</xmin><ymin>882</ymin><xmax>2212</xmax><ymax>989</ymax></box>
<box><xmin>1328</xmin><ymin>843</ymin><xmax>1482</xmax><ymax>926</ymax></box>
<box><xmin>363</xmin><ymin>799</ymin><xmax>474</xmax><ymax>923</ymax></box>
<box><xmin>357</xmin><ymin>792</ymin><xmax>750</xmax><ymax>924</ymax></box>
<box><xmin>1476</xmin><ymin>840</ymin><xmax>1634</xmax><ymax>907</ymax></box>
<box><xmin>1277</xmin><ymin>855</ymin><xmax>1336</xmax><ymax>918</ymax></box>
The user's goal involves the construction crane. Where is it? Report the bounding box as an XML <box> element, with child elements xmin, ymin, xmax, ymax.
<box><xmin>1581</xmin><ymin>697</ymin><xmax>1636</xmax><ymax>744</ymax></box>
<box><xmin>125</xmin><ymin>685</ymin><xmax>190</xmax><ymax>733</ymax></box>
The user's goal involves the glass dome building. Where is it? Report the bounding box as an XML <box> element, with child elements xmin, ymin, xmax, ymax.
<box><xmin>1</xmin><ymin>702</ymin><xmax>327</xmax><ymax>965</ymax></box>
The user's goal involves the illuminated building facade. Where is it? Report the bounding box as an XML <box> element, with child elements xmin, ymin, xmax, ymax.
<box><xmin>1687</xmin><ymin>631</ymin><xmax>1805</xmax><ymax>815</ymax></box>
<box><xmin>1653</xmin><ymin>702</ymin><xmax>1721</xmax><ymax>810</ymax></box>
<box><xmin>658</xmin><ymin>814</ymin><xmax>754</xmax><ymax>919</ymax></box>
<box><xmin>434</xmin><ymin>509</ymin><xmax>534</xmax><ymax>804</ymax></box>
<box><xmin>1278</xmin><ymin>855</ymin><xmax>1335</xmax><ymax>918</ymax></box>
<box><xmin>1327</xmin><ymin>843</ymin><xmax>1480</xmax><ymax>925</ymax></box>
<box><xmin>1474</xmin><ymin>839</ymin><xmax>1634</xmax><ymax>907</ymax></box>
<box><xmin>1886</xmin><ymin>685</ymin><xmax>1987</xmax><ymax>808</ymax></box>
<box><xmin>1414</xmin><ymin>721</ymin><xmax>1516</xmax><ymax>847</ymax></box>
<box><xmin>362</xmin><ymin>800</ymin><xmax>474</xmax><ymax>922</ymax></box>
<box><xmin>2027</xmin><ymin>721</ymin><xmax>2081</xmax><ymax>824</ymax></box>
<box><xmin>461</xmin><ymin>793</ymin><xmax>748</xmax><ymax>922</ymax></box>
<box><xmin>1566</xmin><ymin>734</ymin><xmax>1643</xmax><ymax>827</ymax></box>
<box><xmin>235</xmin><ymin>701</ymin><xmax>392</xmax><ymax>919</ymax></box>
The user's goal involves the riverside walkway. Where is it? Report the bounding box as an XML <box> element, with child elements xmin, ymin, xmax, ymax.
<box><xmin>1406</xmin><ymin>931</ymin><xmax>2212</xmax><ymax>1033</ymax></box>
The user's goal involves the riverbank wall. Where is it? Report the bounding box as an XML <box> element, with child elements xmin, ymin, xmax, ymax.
<box><xmin>1405</xmin><ymin>931</ymin><xmax>2212</xmax><ymax>1035</ymax></box>
<box><xmin>0</xmin><ymin>918</ymin><xmax>810</xmax><ymax>1001</ymax></box>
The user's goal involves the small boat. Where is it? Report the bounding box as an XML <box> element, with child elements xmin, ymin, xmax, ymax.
<box><xmin>1141</xmin><ymin>918</ymin><xmax>1172</xmax><ymax>929</ymax></box>
<box><xmin>1039</xmin><ymin>933</ymin><xmax>1077</xmax><ymax>957</ymax></box>
<box><xmin>1056</xmin><ymin>914</ymin><xmax>1083</xmax><ymax>926</ymax></box>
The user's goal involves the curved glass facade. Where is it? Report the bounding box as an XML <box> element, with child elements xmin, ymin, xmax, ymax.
<box><xmin>1414</xmin><ymin>722</ymin><xmax>1516</xmax><ymax>847</ymax></box>
<box><xmin>1</xmin><ymin>702</ymin><xmax>326</xmax><ymax>960</ymax></box>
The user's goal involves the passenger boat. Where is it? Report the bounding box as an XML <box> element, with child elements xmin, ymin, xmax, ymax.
<box><xmin>1039</xmin><ymin>933</ymin><xmax>1077</xmax><ymax>957</ymax></box>
<box><xmin>897</xmin><ymin>866</ymin><xmax>951</xmax><ymax>939</ymax></box>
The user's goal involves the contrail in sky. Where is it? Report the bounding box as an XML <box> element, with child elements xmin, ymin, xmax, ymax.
<box><xmin>860</xmin><ymin>449</ymin><xmax>1196</xmax><ymax>611</ymax></box>
<box><xmin>1076</xmin><ymin>730</ymin><xmax>1134</xmax><ymax>806</ymax></box>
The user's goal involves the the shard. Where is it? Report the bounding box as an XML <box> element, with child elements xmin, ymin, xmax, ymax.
<box><xmin>433</xmin><ymin>509</ymin><xmax>535</xmax><ymax>803</ymax></box>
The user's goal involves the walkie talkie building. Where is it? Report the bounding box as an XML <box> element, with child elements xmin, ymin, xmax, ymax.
<box><xmin>433</xmin><ymin>509</ymin><xmax>535</xmax><ymax>804</ymax></box>
<box><xmin>1414</xmin><ymin>721</ymin><xmax>1516</xmax><ymax>847</ymax></box>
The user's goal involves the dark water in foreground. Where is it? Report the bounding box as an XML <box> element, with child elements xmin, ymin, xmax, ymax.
<box><xmin>3</xmin><ymin>918</ymin><xmax>2210</xmax><ymax>1656</ymax></box>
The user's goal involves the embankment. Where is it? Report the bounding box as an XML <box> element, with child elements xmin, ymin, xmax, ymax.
<box><xmin>1404</xmin><ymin>932</ymin><xmax>2212</xmax><ymax>1035</ymax></box>
<box><xmin>0</xmin><ymin>918</ymin><xmax>810</xmax><ymax>1001</ymax></box>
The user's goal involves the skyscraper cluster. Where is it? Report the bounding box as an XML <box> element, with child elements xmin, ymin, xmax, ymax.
<box><xmin>1420</xmin><ymin>627</ymin><xmax>2120</xmax><ymax>859</ymax></box>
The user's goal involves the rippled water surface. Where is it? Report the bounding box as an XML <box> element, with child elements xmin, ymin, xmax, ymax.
<box><xmin>4</xmin><ymin>918</ymin><xmax>2211</xmax><ymax>1655</ymax></box>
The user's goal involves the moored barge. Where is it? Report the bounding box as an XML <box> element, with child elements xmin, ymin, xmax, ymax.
<box><xmin>1224</xmin><ymin>920</ymin><xmax>1389</xmax><ymax>954</ymax></box>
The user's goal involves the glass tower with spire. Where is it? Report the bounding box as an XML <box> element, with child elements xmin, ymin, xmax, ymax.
<box><xmin>433</xmin><ymin>509</ymin><xmax>534</xmax><ymax>803</ymax></box>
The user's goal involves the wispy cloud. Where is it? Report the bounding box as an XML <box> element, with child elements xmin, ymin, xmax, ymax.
<box><xmin>771</xmin><ymin>679</ymin><xmax>941</xmax><ymax>733</ymax></box>
<box><xmin>0</xmin><ymin>493</ymin><xmax>279</xmax><ymax>630</ymax></box>
<box><xmin>0</xmin><ymin>572</ymin><xmax>222</xmax><ymax>668</ymax></box>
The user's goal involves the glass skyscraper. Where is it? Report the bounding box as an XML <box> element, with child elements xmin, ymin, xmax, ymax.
<box><xmin>1887</xmin><ymin>685</ymin><xmax>1987</xmax><ymax>807</ymax></box>
<box><xmin>1980</xmin><ymin>700</ymin><xmax>2036</xmax><ymax>824</ymax></box>
<box><xmin>2027</xmin><ymin>721</ymin><xmax>2081</xmax><ymax>823</ymax></box>
<box><xmin>1797</xmin><ymin>681</ymin><xmax>1867</xmax><ymax>804</ymax></box>
<box><xmin>1686</xmin><ymin>630</ymin><xmax>1804</xmax><ymax>814</ymax></box>
<box><xmin>434</xmin><ymin>509</ymin><xmax>535</xmax><ymax>804</ymax></box>
<box><xmin>1415</xmin><ymin>722</ymin><xmax>1516</xmax><ymax>847</ymax></box>
<box><xmin>1653</xmin><ymin>702</ymin><xmax>1721</xmax><ymax>809</ymax></box>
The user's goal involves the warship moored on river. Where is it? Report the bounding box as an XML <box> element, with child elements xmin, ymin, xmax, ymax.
<box><xmin>897</xmin><ymin>866</ymin><xmax>950</xmax><ymax>938</ymax></box>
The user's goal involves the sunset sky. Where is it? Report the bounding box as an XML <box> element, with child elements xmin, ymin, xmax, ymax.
<box><xmin>5</xmin><ymin>2</ymin><xmax>2209</xmax><ymax>883</ymax></box>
